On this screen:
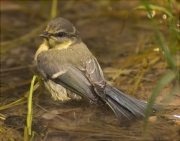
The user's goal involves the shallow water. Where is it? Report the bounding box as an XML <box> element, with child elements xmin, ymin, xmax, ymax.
<box><xmin>0</xmin><ymin>1</ymin><xmax>179</xmax><ymax>141</ymax></box>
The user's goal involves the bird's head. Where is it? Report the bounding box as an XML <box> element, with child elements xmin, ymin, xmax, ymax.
<box><xmin>40</xmin><ymin>17</ymin><xmax>80</xmax><ymax>49</ymax></box>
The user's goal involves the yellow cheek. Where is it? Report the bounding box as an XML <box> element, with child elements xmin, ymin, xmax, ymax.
<box><xmin>49</xmin><ymin>38</ymin><xmax>56</xmax><ymax>47</ymax></box>
<box><xmin>48</xmin><ymin>37</ymin><xmax>73</xmax><ymax>50</ymax></box>
<box><xmin>54</xmin><ymin>39</ymin><xmax>73</xmax><ymax>50</ymax></box>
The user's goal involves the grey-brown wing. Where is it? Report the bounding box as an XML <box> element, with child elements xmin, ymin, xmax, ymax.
<box><xmin>54</xmin><ymin>66</ymin><xmax>100</xmax><ymax>101</ymax></box>
<box><xmin>36</xmin><ymin>51</ymin><xmax>99</xmax><ymax>102</ymax></box>
<box><xmin>85</xmin><ymin>57</ymin><xmax>106</xmax><ymax>97</ymax></box>
<box><xmin>36</xmin><ymin>50</ymin><xmax>68</xmax><ymax>80</ymax></box>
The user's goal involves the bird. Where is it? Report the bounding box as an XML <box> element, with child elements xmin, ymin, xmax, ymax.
<box><xmin>35</xmin><ymin>17</ymin><xmax>157</xmax><ymax>121</ymax></box>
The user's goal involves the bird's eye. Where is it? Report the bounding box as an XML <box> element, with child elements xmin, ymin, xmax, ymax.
<box><xmin>56</xmin><ymin>32</ymin><xmax>66</xmax><ymax>37</ymax></box>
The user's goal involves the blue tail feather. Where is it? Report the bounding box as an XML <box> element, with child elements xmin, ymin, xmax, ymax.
<box><xmin>104</xmin><ymin>84</ymin><xmax>158</xmax><ymax>120</ymax></box>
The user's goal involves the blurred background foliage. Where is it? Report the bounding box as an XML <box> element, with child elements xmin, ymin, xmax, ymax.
<box><xmin>0</xmin><ymin>0</ymin><xmax>179</xmax><ymax>141</ymax></box>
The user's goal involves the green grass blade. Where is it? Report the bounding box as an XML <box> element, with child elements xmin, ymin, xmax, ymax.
<box><xmin>143</xmin><ymin>71</ymin><xmax>176</xmax><ymax>132</ymax></box>
<box><xmin>140</xmin><ymin>0</ymin><xmax>179</xmax><ymax>75</ymax></box>
<box><xmin>133</xmin><ymin>4</ymin><xmax>173</xmax><ymax>18</ymax></box>
<box><xmin>26</xmin><ymin>75</ymin><xmax>38</xmax><ymax>136</ymax></box>
<box><xmin>156</xmin><ymin>82</ymin><xmax>179</xmax><ymax>117</ymax></box>
<box><xmin>51</xmin><ymin>0</ymin><xmax>57</xmax><ymax>19</ymax></box>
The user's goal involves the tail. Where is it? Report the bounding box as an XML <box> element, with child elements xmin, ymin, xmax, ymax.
<box><xmin>104</xmin><ymin>84</ymin><xmax>158</xmax><ymax>121</ymax></box>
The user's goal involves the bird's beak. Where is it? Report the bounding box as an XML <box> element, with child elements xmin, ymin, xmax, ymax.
<box><xmin>39</xmin><ymin>31</ymin><xmax>50</xmax><ymax>38</ymax></box>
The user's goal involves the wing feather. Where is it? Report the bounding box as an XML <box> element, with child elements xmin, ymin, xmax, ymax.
<box><xmin>37</xmin><ymin>51</ymin><xmax>99</xmax><ymax>102</ymax></box>
<box><xmin>85</xmin><ymin>57</ymin><xmax>106</xmax><ymax>97</ymax></box>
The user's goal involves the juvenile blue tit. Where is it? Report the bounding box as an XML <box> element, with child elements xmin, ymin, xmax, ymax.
<box><xmin>35</xmin><ymin>17</ymin><xmax>157</xmax><ymax>121</ymax></box>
